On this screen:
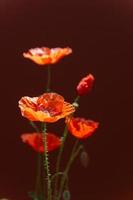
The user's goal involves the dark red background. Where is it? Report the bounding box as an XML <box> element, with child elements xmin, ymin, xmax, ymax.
<box><xmin>0</xmin><ymin>0</ymin><xmax>133</xmax><ymax>199</ymax></box>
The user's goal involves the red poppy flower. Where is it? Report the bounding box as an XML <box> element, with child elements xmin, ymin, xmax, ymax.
<box><xmin>23</xmin><ymin>47</ymin><xmax>72</xmax><ymax>65</ymax></box>
<box><xmin>66</xmin><ymin>117</ymin><xmax>99</xmax><ymax>139</ymax></box>
<box><xmin>76</xmin><ymin>74</ymin><xmax>95</xmax><ymax>95</ymax></box>
<box><xmin>21</xmin><ymin>132</ymin><xmax>61</xmax><ymax>152</ymax></box>
<box><xmin>19</xmin><ymin>93</ymin><xmax>75</xmax><ymax>122</ymax></box>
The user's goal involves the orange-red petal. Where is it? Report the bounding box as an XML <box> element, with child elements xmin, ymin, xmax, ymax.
<box><xmin>66</xmin><ymin>117</ymin><xmax>99</xmax><ymax>139</ymax></box>
<box><xmin>23</xmin><ymin>47</ymin><xmax>72</xmax><ymax>65</ymax></box>
<box><xmin>21</xmin><ymin>132</ymin><xmax>61</xmax><ymax>152</ymax></box>
<box><xmin>19</xmin><ymin>93</ymin><xmax>75</xmax><ymax>122</ymax></box>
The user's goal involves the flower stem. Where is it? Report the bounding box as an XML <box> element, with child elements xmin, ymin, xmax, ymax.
<box><xmin>65</xmin><ymin>140</ymin><xmax>81</xmax><ymax>174</ymax></box>
<box><xmin>42</xmin><ymin>123</ymin><xmax>52</xmax><ymax>200</ymax></box>
<box><xmin>57</xmin><ymin>140</ymin><xmax>83</xmax><ymax>200</ymax></box>
<box><xmin>74</xmin><ymin>95</ymin><xmax>80</xmax><ymax>103</ymax></box>
<box><xmin>46</xmin><ymin>65</ymin><xmax>51</xmax><ymax>92</ymax></box>
<box><xmin>35</xmin><ymin>152</ymin><xmax>42</xmax><ymax>199</ymax></box>
<box><xmin>29</xmin><ymin>121</ymin><xmax>42</xmax><ymax>199</ymax></box>
<box><xmin>51</xmin><ymin>172</ymin><xmax>68</xmax><ymax>184</ymax></box>
<box><xmin>29</xmin><ymin>121</ymin><xmax>40</xmax><ymax>132</ymax></box>
<box><xmin>53</xmin><ymin>126</ymin><xmax>68</xmax><ymax>200</ymax></box>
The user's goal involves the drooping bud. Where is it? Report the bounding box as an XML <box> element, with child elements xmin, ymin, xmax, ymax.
<box><xmin>76</xmin><ymin>74</ymin><xmax>95</xmax><ymax>96</ymax></box>
<box><xmin>80</xmin><ymin>151</ymin><xmax>90</xmax><ymax>168</ymax></box>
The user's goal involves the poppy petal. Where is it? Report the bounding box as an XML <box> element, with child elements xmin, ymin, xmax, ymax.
<box><xmin>66</xmin><ymin>117</ymin><xmax>99</xmax><ymax>139</ymax></box>
<box><xmin>21</xmin><ymin>132</ymin><xmax>61</xmax><ymax>152</ymax></box>
<box><xmin>19</xmin><ymin>93</ymin><xmax>75</xmax><ymax>123</ymax></box>
<box><xmin>23</xmin><ymin>47</ymin><xmax>72</xmax><ymax>65</ymax></box>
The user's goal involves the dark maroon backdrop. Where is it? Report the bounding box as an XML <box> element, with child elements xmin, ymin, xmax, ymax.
<box><xmin>0</xmin><ymin>0</ymin><xmax>133</xmax><ymax>200</ymax></box>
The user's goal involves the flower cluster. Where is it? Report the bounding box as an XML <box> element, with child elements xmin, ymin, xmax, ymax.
<box><xmin>19</xmin><ymin>47</ymin><xmax>99</xmax><ymax>200</ymax></box>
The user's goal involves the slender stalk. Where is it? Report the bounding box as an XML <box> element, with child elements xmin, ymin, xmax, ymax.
<box><xmin>46</xmin><ymin>65</ymin><xmax>51</xmax><ymax>92</ymax></box>
<box><xmin>53</xmin><ymin>126</ymin><xmax>68</xmax><ymax>200</ymax></box>
<box><xmin>68</xmin><ymin>140</ymin><xmax>79</xmax><ymax>162</ymax></box>
<box><xmin>42</xmin><ymin>123</ymin><xmax>52</xmax><ymax>200</ymax></box>
<box><xmin>29</xmin><ymin>121</ymin><xmax>42</xmax><ymax>199</ymax></box>
<box><xmin>51</xmin><ymin>172</ymin><xmax>68</xmax><ymax>184</ymax></box>
<box><xmin>35</xmin><ymin>152</ymin><xmax>42</xmax><ymax>199</ymax></box>
<box><xmin>74</xmin><ymin>95</ymin><xmax>80</xmax><ymax>103</ymax></box>
<box><xmin>29</xmin><ymin>121</ymin><xmax>40</xmax><ymax>132</ymax></box>
<box><xmin>53</xmin><ymin>96</ymin><xmax>80</xmax><ymax>199</ymax></box>
<box><xmin>65</xmin><ymin>143</ymin><xmax>82</xmax><ymax>174</ymax></box>
<box><xmin>57</xmin><ymin>141</ymin><xmax>83</xmax><ymax>200</ymax></box>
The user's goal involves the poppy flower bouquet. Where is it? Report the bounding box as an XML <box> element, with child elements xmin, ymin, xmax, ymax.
<box><xmin>19</xmin><ymin>47</ymin><xmax>99</xmax><ymax>200</ymax></box>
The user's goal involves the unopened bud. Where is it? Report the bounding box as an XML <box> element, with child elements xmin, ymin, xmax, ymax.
<box><xmin>63</xmin><ymin>190</ymin><xmax>71</xmax><ymax>200</ymax></box>
<box><xmin>80</xmin><ymin>151</ymin><xmax>90</xmax><ymax>168</ymax></box>
<box><xmin>76</xmin><ymin>74</ymin><xmax>95</xmax><ymax>96</ymax></box>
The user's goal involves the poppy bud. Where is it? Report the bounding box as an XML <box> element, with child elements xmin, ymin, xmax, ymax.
<box><xmin>63</xmin><ymin>190</ymin><xmax>71</xmax><ymax>200</ymax></box>
<box><xmin>80</xmin><ymin>151</ymin><xmax>90</xmax><ymax>168</ymax></box>
<box><xmin>76</xmin><ymin>74</ymin><xmax>95</xmax><ymax>95</ymax></box>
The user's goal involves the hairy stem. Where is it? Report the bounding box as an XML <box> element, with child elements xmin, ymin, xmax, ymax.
<box><xmin>42</xmin><ymin>123</ymin><xmax>52</xmax><ymax>200</ymax></box>
<box><xmin>29</xmin><ymin>121</ymin><xmax>42</xmax><ymax>199</ymax></box>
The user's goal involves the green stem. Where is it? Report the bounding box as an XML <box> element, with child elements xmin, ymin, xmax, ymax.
<box><xmin>51</xmin><ymin>172</ymin><xmax>68</xmax><ymax>184</ymax></box>
<box><xmin>42</xmin><ymin>123</ymin><xmax>52</xmax><ymax>200</ymax></box>
<box><xmin>53</xmin><ymin>126</ymin><xmax>68</xmax><ymax>200</ymax></box>
<box><xmin>35</xmin><ymin>152</ymin><xmax>42</xmax><ymax>199</ymax></box>
<box><xmin>69</xmin><ymin>140</ymin><xmax>79</xmax><ymax>161</ymax></box>
<box><xmin>65</xmin><ymin>143</ymin><xmax>82</xmax><ymax>174</ymax></box>
<box><xmin>29</xmin><ymin>121</ymin><xmax>40</xmax><ymax>132</ymax></box>
<box><xmin>57</xmin><ymin>141</ymin><xmax>83</xmax><ymax>200</ymax></box>
<box><xmin>53</xmin><ymin>96</ymin><xmax>80</xmax><ymax>199</ymax></box>
<box><xmin>46</xmin><ymin>65</ymin><xmax>51</xmax><ymax>92</ymax></box>
<box><xmin>29</xmin><ymin>121</ymin><xmax>42</xmax><ymax>199</ymax></box>
<box><xmin>74</xmin><ymin>95</ymin><xmax>80</xmax><ymax>103</ymax></box>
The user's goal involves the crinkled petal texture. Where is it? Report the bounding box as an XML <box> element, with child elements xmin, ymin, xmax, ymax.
<box><xmin>66</xmin><ymin>117</ymin><xmax>99</xmax><ymax>139</ymax></box>
<box><xmin>21</xmin><ymin>132</ymin><xmax>61</xmax><ymax>152</ymax></box>
<box><xmin>23</xmin><ymin>47</ymin><xmax>72</xmax><ymax>65</ymax></box>
<box><xmin>19</xmin><ymin>93</ymin><xmax>75</xmax><ymax>122</ymax></box>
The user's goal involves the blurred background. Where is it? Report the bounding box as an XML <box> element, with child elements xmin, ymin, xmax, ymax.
<box><xmin>0</xmin><ymin>0</ymin><xmax>133</xmax><ymax>199</ymax></box>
